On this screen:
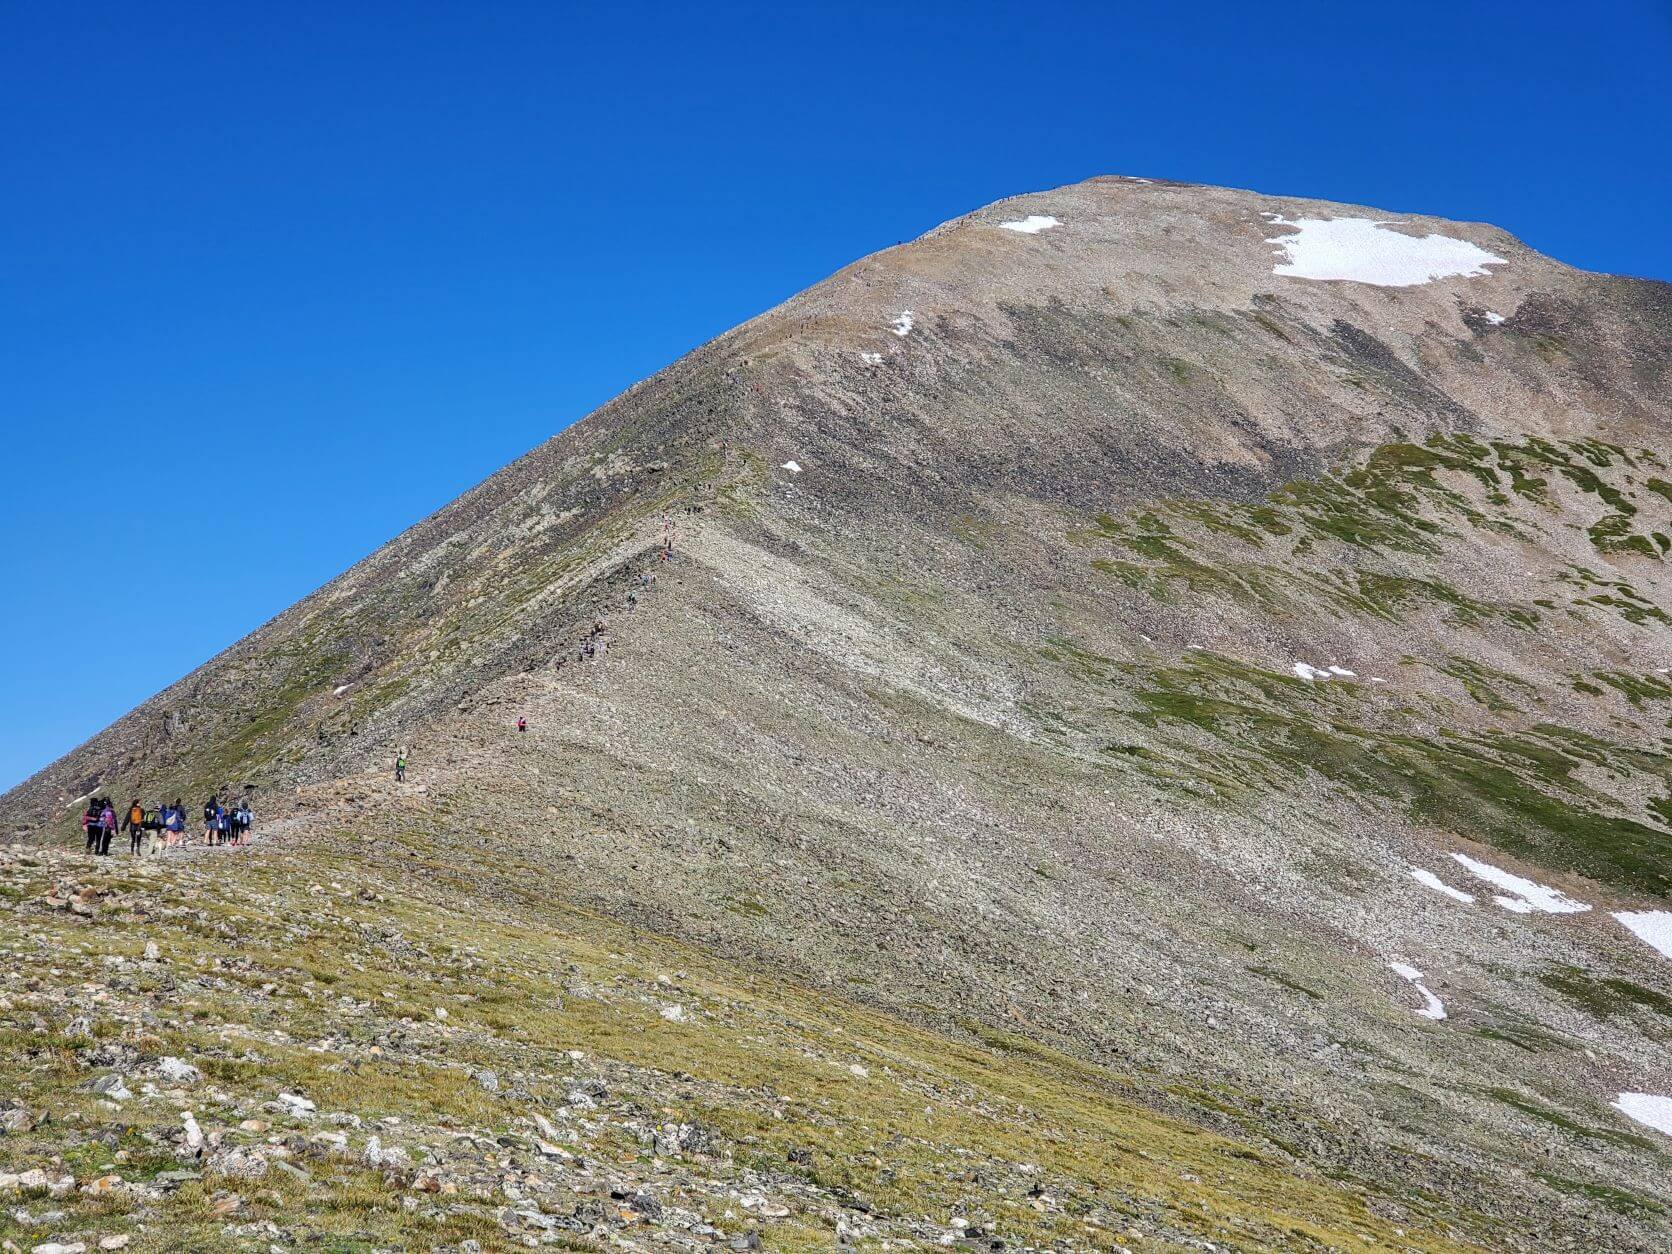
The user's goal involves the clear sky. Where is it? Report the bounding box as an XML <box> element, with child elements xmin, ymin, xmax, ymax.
<box><xmin>3</xmin><ymin>1</ymin><xmax>1670</xmax><ymax>792</ymax></box>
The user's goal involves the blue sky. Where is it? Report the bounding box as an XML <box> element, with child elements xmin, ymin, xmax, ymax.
<box><xmin>3</xmin><ymin>1</ymin><xmax>1670</xmax><ymax>791</ymax></box>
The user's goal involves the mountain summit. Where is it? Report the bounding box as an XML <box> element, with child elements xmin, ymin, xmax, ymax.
<box><xmin>5</xmin><ymin>177</ymin><xmax>1671</xmax><ymax>1248</ymax></box>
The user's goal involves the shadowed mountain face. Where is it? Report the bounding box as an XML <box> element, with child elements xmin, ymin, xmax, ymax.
<box><xmin>8</xmin><ymin>178</ymin><xmax>1672</xmax><ymax>1247</ymax></box>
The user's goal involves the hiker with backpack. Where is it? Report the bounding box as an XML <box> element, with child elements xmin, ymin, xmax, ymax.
<box><xmin>395</xmin><ymin>753</ymin><xmax>406</xmax><ymax>783</ymax></box>
<box><xmin>123</xmin><ymin>799</ymin><xmax>144</xmax><ymax>854</ymax></box>
<box><xmin>517</xmin><ymin>717</ymin><xmax>527</xmax><ymax>733</ymax></box>
<box><xmin>164</xmin><ymin>799</ymin><xmax>185</xmax><ymax>848</ymax></box>
<box><xmin>83</xmin><ymin>800</ymin><xmax>102</xmax><ymax>853</ymax></box>
<box><xmin>97</xmin><ymin>800</ymin><xmax>117</xmax><ymax>855</ymax></box>
<box><xmin>202</xmin><ymin>795</ymin><xmax>219</xmax><ymax>845</ymax></box>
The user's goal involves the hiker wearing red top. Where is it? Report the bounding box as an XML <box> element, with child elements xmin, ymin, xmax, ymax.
<box><xmin>517</xmin><ymin>717</ymin><xmax>527</xmax><ymax>733</ymax></box>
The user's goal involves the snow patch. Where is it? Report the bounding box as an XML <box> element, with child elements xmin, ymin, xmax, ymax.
<box><xmin>1326</xmin><ymin>666</ymin><xmax>1357</xmax><ymax>678</ymax></box>
<box><xmin>781</xmin><ymin>461</ymin><xmax>802</xmax><ymax>474</ymax></box>
<box><xmin>1483</xmin><ymin>310</ymin><xmax>1506</xmax><ymax>325</ymax></box>
<box><xmin>1613</xmin><ymin>910</ymin><xmax>1672</xmax><ymax>960</ymax></box>
<box><xmin>890</xmin><ymin>311</ymin><xmax>914</xmax><ymax>337</ymax></box>
<box><xmin>1293</xmin><ymin>662</ymin><xmax>1331</xmax><ymax>682</ymax></box>
<box><xmin>1266</xmin><ymin>216</ymin><xmax>1508</xmax><ymax>288</ymax></box>
<box><xmin>1612</xmin><ymin>1092</ymin><xmax>1672</xmax><ymax>1137</ymax></box>
<box><xmin>332</xmin><ymin>684</ymin><xmax>352</xmax><ymax>696</ymax></box>
<box><xmin>1388</xmin><ymin>963</ymin><xmax>1446</xmax><ymax>1020</ymax></box>
<box><xmin>859</xmin><ymin>352</ymin><xmax>882</xmax><ymax>366</ymax></box>
<box><xmin>1449</xmin><ymin>853</ymin><xmax>1591</xmax><ymax>914</ymax></box>
<box><xmin>998</xmin><ymin>214</ymin><xmax>1061</xmax><ymax>234</ymax></box>
<box><xmin>1410</xmin><ymin>868</ymin><xmax>1475</xmax><ymax>904</ymax></box>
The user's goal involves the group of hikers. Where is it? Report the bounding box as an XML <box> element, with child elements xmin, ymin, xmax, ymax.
<box><xmin>80</xmin><ymin>794</ymin><xmax>254</xmax><ymax>856</ymax></box>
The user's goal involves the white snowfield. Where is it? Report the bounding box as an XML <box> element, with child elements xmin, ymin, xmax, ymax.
<box><xmin>781</xmin><ymin>461</ymin><xmax>802</xmax><ymax>474</ymax></box>
<box><xmin>1265</xmin><ymin>216</ymin><xmax>1508</xmax><ymax>287</ymax></box>
<box><xmin>1612</xmin><ymin>910</ymin><xmax>1672</xmax><ymax>960</ymax></box>
<box><xmin>1483</xmin><ymin>310</ymin><xmax>1506</xmax><ymax>325</ymax></box>
<box><xmin>1448</xmin><ymin>852</ymin><xmax>1591</xmax><ymax>914</ymax></box>
<box><xmin>1611</xmin><ymin>1092</ymin><xmax>1672</xmax><ymax>1137</ymax></box>
<box><xmin>1410</xmin><ymin>868</ymin><xmax>1475</xmax><ymax>904</ymax></box>
<box><xmin>890</xmin><ymin>311</ymin><xmax>914</xmax><ymax>337</ymax></box>
<box><xmin>1388</xmin><ymin>963</ymin><xmax>1447</xmax><ymax>1020</ymax></box>
<box><xmin>1293</xmin><ymin>661</ymin><xmax>1357</xmax><ymax>682</ymax></box>
<box><xmin>859</xmin><ymin>352</ymin><xmax>883</xmax><ymax>366</ymax></box>
<box><xmin>998</xmin><ymin>214</ymin><xmax>1061</xmax><ymax>234</ymax></box>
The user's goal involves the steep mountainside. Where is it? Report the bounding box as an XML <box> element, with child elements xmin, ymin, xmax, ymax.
<box><xmin>4</xmin><ymin>177</ymin><xmax>1671</xmax><ymax>1251</ymax></box>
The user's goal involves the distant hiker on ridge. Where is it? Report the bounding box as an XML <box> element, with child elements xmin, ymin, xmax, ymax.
<box><xmin>395</xmin><ymin>752</ymin><xmax>407</xmax><ymax>783</ymax></box>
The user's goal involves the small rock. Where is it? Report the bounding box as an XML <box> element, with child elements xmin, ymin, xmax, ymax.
<box><xmin>210</xmin><ymin>1149</ymin><xmax>268</xmax><ymax>1180</ymax></box>
<box><xmin>31</xmin><ymin>1242</ymin><xmax>87</xmax><ymax>1254</ymax></box>
<box><xmin>18</xmin><ymin>1169</ymin><xmax>75</xmax><ymax>1199</ymax></box>
<box><xmin>531</xmin><ymin>1112</ymin><xmax>561</xmax><ymax>1141</ymax></box>
<box><xmin>628</xmin><ymin>1192</ymin><xmax>664</xmax><ymax>1218</ymax></box>
<box><xmin>474</xmin><ymin>1070</ymin><xmax>500</xmax><ymax>1094</ymax></box>
<box><xmin>156</xmin><ymin>1057</ymin><xmax>201</xmax><ymax>1085</ymax></box>
<box><xmin>142</xmin><ymin>942</ymin><xmax>160</xmax><ymax>962</ymax></box>
<box><xmin>99</xmin><ymin>1238</ymin><xmax>131</xmax><ymax>1251</ymax></box>
<box><xmin>80</xmin><ymin>1174</ymin><xmax>125</xmax><ymax>1198</ymax></box>
<box><xmin>277</xmin><ymin>1093</ymin><xmax>316</xmax><ymax>1115</ymax></box>
<box><xmin>181</xmin><ymin>1110</ymin><xmax>205</xmax><ymax>1157</ymax></box>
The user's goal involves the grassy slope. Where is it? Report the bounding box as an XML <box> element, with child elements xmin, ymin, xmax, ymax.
<box><xmin>0</xmin><ymin>829</ymin><xmax>1482</xmax><ymax>1253</ymax></box>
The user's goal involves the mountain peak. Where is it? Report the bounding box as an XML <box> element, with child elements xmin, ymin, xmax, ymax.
<box><xmin>6</xmin><ymin>179</ymin><xmax>1671</xmax><ymax>1246</ymax></box>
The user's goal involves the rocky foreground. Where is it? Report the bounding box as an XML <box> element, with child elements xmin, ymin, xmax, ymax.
<box><xmin>0</xmin><ymin>832</ymin><xmax>1482</xmax><ymax>1253</ymax></box>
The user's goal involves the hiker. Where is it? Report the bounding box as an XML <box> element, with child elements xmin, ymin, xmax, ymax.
<box><xmin>395</xmin><ymin>753</ymin><xmax>407</xmax><ymax>783</ymax></box>
<box><xmin>83</xmin><ymin>800</ymin><xmax>101</xmax><ymax>852</ymax></box>
<box><xmin>165</xmin><ymin>799</ymin><xmax>186</xmax><ymax>848</ymax></box>
<box><xmin>626</xmin><ymin>591</ymin><xmax>638</xmax><ymax>611</ymax></box>
<box><xmin>517</xmin><ymin>717</ymin><xmax>527</xmax><ymax>733</ymax></box>
<box><xmin>203</xmin><ymin>796</ymin><xmax>219</xmax><ymax>846</ymax></box>
<box><xmin>237</xmin><ymin>800</ymin><xmax>253</xmax><ymax>841</ymax></box>
<box><xmin>98</xmin><ymin>799</ymin><xmax>117</xmax><ymax>856</ymax></box>
<box><xmin>124</xmin><ymin>799</ymin><xmax>144</xmax><ymax>854</ymax></box>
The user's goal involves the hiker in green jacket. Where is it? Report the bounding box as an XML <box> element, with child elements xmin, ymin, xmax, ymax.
<box><xmin>395</xmin><ymin>752</ymin><xmax>407</xmax><ymax>784</ymax></box>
